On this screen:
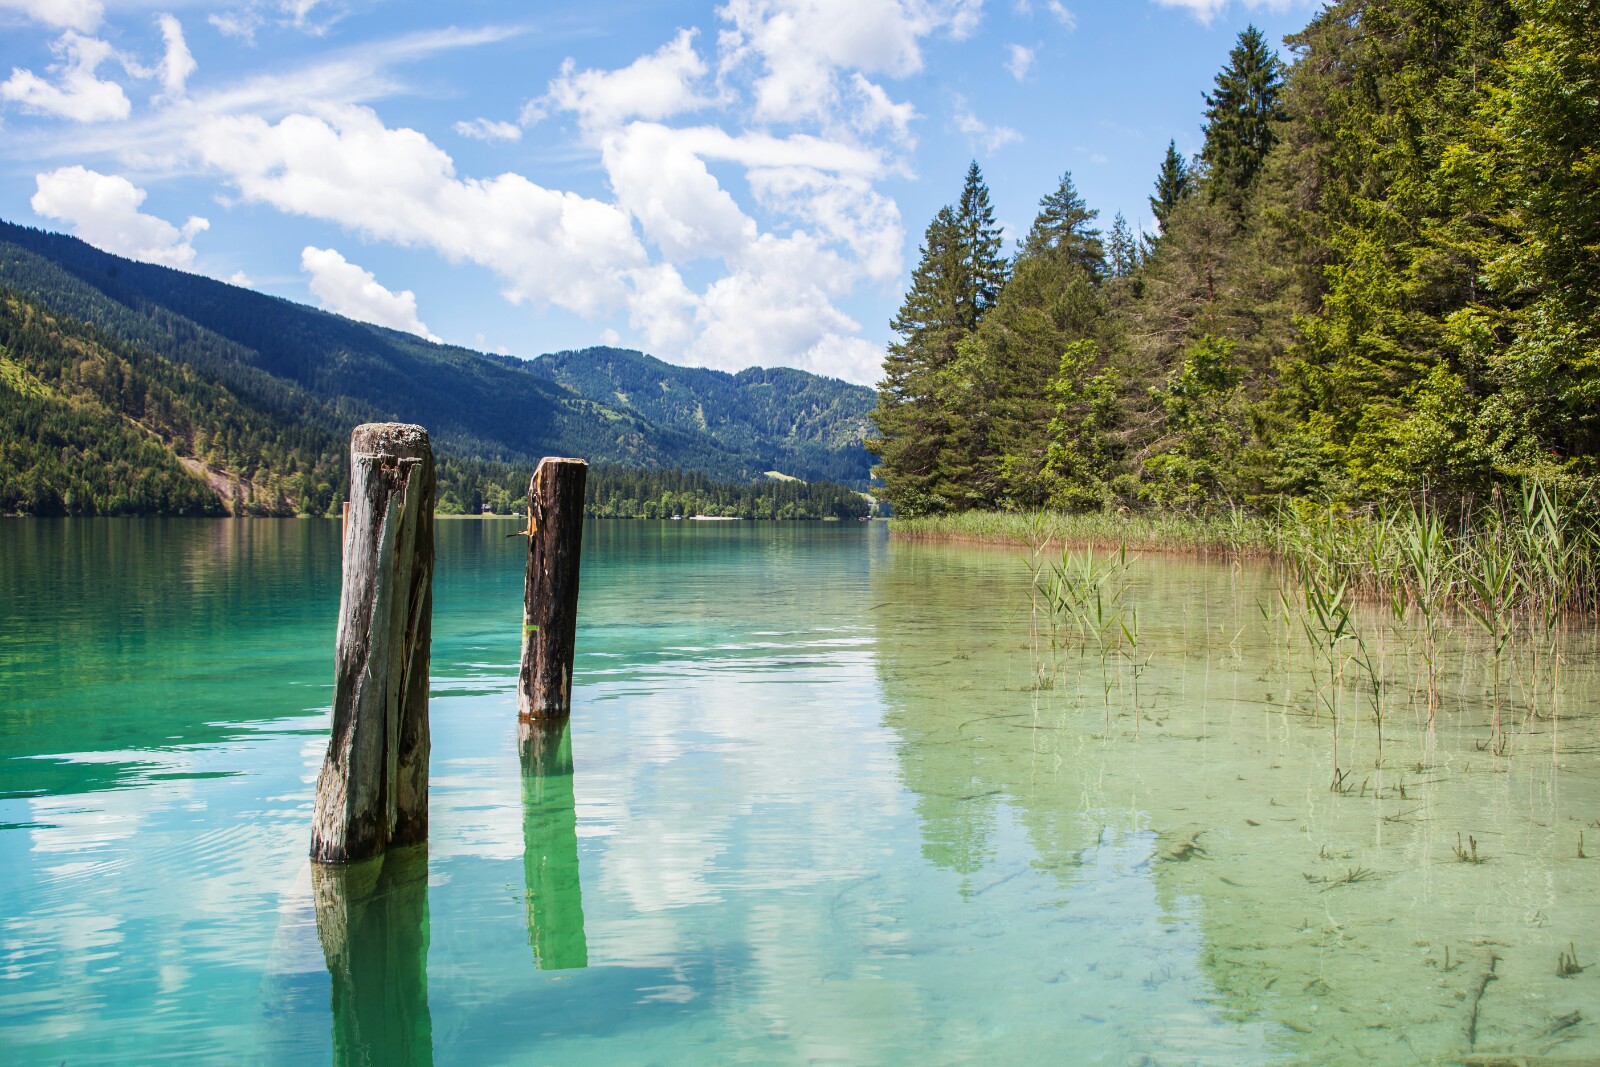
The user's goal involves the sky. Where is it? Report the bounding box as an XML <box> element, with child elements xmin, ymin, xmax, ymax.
<box><xmin>0</xmin><ymin>0</ymin><xmax>1321</xmax><ymax>385</ymax></box>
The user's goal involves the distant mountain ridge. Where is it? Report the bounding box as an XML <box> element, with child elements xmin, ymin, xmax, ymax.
<box><xmin>524</xmin><ymin>347</ymin><xmax>874</xmax><ymax>486</ymax></box>
<box><xmin>0</xmin><ymin>220</ymin><xmax>875</xmax><ymax>487</ymax></box>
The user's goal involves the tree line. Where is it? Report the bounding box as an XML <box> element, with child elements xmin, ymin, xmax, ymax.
<box><xmin>439</xmin><ymin>459</ymin><xmax>871</xmax><ymax>520</ymax></box>
<box><xmin>868</xmin><ymin>0</ymin><xmax>1598</xmax><ymax>516</ymax></box>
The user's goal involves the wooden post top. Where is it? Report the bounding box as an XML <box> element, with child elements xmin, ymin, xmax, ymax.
<box><xmin>351</xmin><ymin>423</ymin><xmax>432</xmax><ymax>458</ymax></box>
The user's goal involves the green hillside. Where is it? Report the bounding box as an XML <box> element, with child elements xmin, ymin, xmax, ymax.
<box><xmin>526</xmin><ymin>347</ymin><xmax>874</xmax><ymax>486</ymax></box>
<box><xmin>0</xmin><ymin>221</ymin><xmax>872</xmax><ymax>487</ymax></box>
<box><xmin>0</xmin><ymin>289</ymin><xmax>341</xmax><ymax>515</ymax></box>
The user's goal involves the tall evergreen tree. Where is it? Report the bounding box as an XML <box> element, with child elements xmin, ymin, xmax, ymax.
<box><xmin>953</xmin><ymin>161</ymin><xmax>1010</xmax><ymax>328</ymax></box>
<box><xmin>1200</xmin><ymin>25</ymin><xmax>1287</xmax><ymax>204</ymax></box>
<box><xmin>1149</xmin><ymin>140</ymin><xmax>1191</xmax><ymax>230</ymax></box>
<box><xmin>870</xmin><ymin>164</ymin><xmax>1014</xmax><ymax>514</ymax></box>
<box><xmin>1106</xmin><ymin>213</ymin><xmax>1142</xmax><ymax>279</ymax></box>
<box><xmin>1019</xmin><ymin>171</ymin><xmax>1105</xmax><ymax>282</ymax></box>
<box><xmin>868</xmin><ymin>207</ymin><xmax>970</xmax><ymax>515</ymax></box>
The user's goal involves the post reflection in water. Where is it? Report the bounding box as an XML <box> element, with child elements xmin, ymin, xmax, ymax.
<box><xmin>520</xmin><ymin>719</ymin><xmax>589</xmax><ymax>971</ymax></box>
<box><xmin>312</xmin><ymin>845</ymin><xmax>435</xmax><ymax>1067</ymax></box>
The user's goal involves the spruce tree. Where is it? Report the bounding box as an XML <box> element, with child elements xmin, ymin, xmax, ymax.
<box><xmin>1149</xmin><ymin>140</ymin><xmax>1191</xmax><ymax>230</ymax></box>
<box><xmin>1019</xmin><ymin>171</ymin><xmax>1105</xmax><ymax>283</ymax></box>
<box><xmin>868</xmin><ymin>207</ymin><xmax>968</xmax><ymax>515</ymax></box>
<box><xmin>1200</xmin><ymin>26</ymin><xmax>1286</xmax><ymax>204</ymax></box>
<box><xmin>953</xmin><ymin>161</ymin><xmax>1010</xmax><ymax>329</ymax></box>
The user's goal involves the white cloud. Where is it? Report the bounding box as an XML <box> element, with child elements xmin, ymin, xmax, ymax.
<box><xmin>207</xmin><ymin>9</ymin><xmax>261</xmax><ymax>41</ymax></box>
<box><xmin>194</xmin><ymin>105</ymin><xmax>647</xmax><ymax>317</ymax></box>
<box><xmin>227</xmin><ymin>270</ymin><xmax>253</xmax><ymax>286</ymax></box>
<box><xmin>716</xmin><ymin>0</ymin><xmax>978</xmax><ymax>124</ymax></box>
<box><xmin>601</xmin><ymin>122</ymin><xmax>755</xmax><ymax>261</ymax></box>
<box><xmin>155</xmin><ymin>14</ymin><xmax>196</xmax><ymax>100</ymax></box>
<box><xmin>1</xmin><ymin>31</ymin><xmax>130</xmax><ymax>122</ymax></box>
<box><xmin>31</xmin><ymin>166</ymin><xmax>207</xmax><ymax>268</ymax></box>
<box><xmin>847</xmin><ymin>73</ymin><xmax>916</xmax><ymax>146</ymax></box>
<box><xmin>1150</xmin><ymin>0</ymin><xmax>1295</xmax><ymax>24</ymax></box>
<box><xmin>0</xmin><ymin>0</ymin><xmax>101</xmax><ymax>32</ymax></box>
<box><xmin>526</xmin><ymin>28</ymin><xmax>710</xmax><ymax>131</ymax></box>
<box><xmin>953</xmin><ymin>95</ymin><xmax>1020</xmax><ymax>152</ymax></box>
<box><xmin>454</xmin><ymin>117</ymin><xmax>520</xmax><ymax>141</ymax></box>
<box><xmin>301</xmin><ymin>246</ymin><xmax>439</xmax><ymax>341</ymax></box>
<box><xmin>1005</xmin><ymin>43</ymin><xmax>1033</xmax><ymax>81</ymax></box>
<box><xmin>206</xmin><ymin>0</ymin><xmax>338</xmax><ymax>41</ymax></box>
<box><xmin>746</xmin><ymin>165</ymin><xmax>901</xmax><ymax>281</ymax></box>
<box><xmin>1047</xmin><ymin>1</ymin><xmax>1077</xmax><ymax>28</ymax></box>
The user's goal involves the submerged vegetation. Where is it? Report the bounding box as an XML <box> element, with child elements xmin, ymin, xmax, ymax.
<box><xmin>1013</xmin><ymin>480</ymin><xmax>1599</xmax><ymax>774</ymax></box>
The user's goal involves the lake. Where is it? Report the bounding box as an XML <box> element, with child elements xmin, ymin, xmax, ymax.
<box><xmin>1</xmin><ymin>518</ymin><xmax>1596</xmax><ymax>1065</ymax></box>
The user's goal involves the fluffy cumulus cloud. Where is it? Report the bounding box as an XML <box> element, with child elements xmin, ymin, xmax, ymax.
<box><xmin>1</xmin><ymin>31</ymin><xmax>130</xmax><ymax>122</ymax></box>
<box><xmin>718</xmin><ymin>0</ymin><xmax>978</xmax><ymax>124</ymax></box>
<box><xmin>502</xmin><ymin>8</ymin><xmax>931</xmax><ymax>379</ymax></box>
<box><xmin>301</xmin><ymin>246</ymin><xmax>439</xmax><ymax>341</ymax></box>
<box><xmin>0</xmin><ymin>0</ymin><xmax>102</xmax><ymax>32</ymax></box>
<box><xmin>31</xmin><ymin>166</ymin><xmax>207</xmax><ymax>268</ymax></box>
<box><xmin>194</xmin><ymin>105</ymin><xmax>647</xmax><ymax>317</ymax></box>
<box><xmin>527</xmin><ymin>28</ymin><xmax>712</xmax><ymax>130</ymax></box>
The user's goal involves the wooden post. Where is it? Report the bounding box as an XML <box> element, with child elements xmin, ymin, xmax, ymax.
<box><xmin>312</xmin><ymin>423</ymin><xmax>435</xmax><ymax>865</ymax></box>
<box><xmin>518</xmin><ymin>457</ymin><xmax>587</xmax><ymax>720</ymax></box>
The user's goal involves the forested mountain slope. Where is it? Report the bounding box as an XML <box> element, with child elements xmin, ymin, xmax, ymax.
<box><xmin>0</xmin><ymin>221</ymin><xmax>872</xmax><ymax>489</ymax></box>
<box><xmin>526</xmin><ymin>347</ymin><xmax>874</xmax><ymax>486</ymax></box>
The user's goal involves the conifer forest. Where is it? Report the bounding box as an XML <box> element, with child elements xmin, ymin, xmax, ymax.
<box><xmin>868</xmin><ymin>0</ymin><xmax>1598</xmax><ymax>519</ymax></box>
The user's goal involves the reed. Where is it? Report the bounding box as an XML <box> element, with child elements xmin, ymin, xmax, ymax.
<box><xmin>892</xmin><ymin>510</ymin><xmax>1276</xmax><ymax>556</ymax></box>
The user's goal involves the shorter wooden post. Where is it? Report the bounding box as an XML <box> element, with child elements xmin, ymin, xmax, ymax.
<box><xmin>312</xmin><ymin>423</ymin><xmax>435</xmax><ymax>865</ymax></box>
<box><xmin>518</xmin><ymin>457</ymin><xmax>588</xmax><ymax>720</ymax></box>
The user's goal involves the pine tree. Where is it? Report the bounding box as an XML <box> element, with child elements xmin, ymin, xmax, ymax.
<box><xmin>953</xmin><ymin>161</ymin><xmax>1010</xmax><ymax>329</ymax></box>
<box><xmin>1106</xmin><ymin>213</ymin><xmax>1142</xmax><ymax>279</ymax></box>
<box><xmin>1019</xmin><ymin>171</ymin><xmax>1105</xmax><ymax>283</ymax></box>
<box><xmin>1200</xmin><ymin>25</ymin><xmax>1286</xmax><ymax>204</ymax></box>
<box><xmin>1149</xmin><ymin>140</ymin><xmax>1191</xmax><ymax>231</ymax></box>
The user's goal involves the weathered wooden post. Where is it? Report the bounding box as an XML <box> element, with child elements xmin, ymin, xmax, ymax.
<box><xmin>312</xmin><ymin>423</ymin><xmax>435</xmax><ymax>864</ymax></box>
<box><xmin>518</xmin><ymin>457</ymin><xmax>587</xmax><ymax>720</ymax></box>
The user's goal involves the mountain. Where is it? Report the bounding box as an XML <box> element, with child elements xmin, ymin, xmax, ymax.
<box><xmin>525</xmin><ymin>347</ymin><xmax>875</xmax><ymax>486</ymax></box>
<box><xmin>0</xmin><ymin>287</ymin><xmax>343</xmax><ymax>515</ymax></box>
<box><xmin>0</xmin><ymin>220</ymin><xmax>875</xmax><ymax>490</ymax></box>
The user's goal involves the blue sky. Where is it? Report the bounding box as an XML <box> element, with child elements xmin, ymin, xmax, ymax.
<box><xmin>0</xmin><ymin>0</ymin><xmax>1319</xmax><ymax>384</ymax></box>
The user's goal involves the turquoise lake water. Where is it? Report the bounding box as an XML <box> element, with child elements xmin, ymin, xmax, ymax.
<box><xmin>1</xmin><ymin>518</ymin><xmax>1596</xmax><ymax>1065</ymax></box>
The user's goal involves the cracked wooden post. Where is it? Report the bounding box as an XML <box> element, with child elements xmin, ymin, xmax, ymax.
<box><xmin>312</xmin><ymin>423</ymin><xmax>435</xmax><ymax>865</ymax></box>
<box><xmin>518</xmin><ymin>457</ymin><xmax>587</xmax><ymax>721</ymax></box>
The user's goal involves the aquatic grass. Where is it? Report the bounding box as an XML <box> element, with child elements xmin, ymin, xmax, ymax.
<box><xmin>891</xmin><ymin>509</ymin><xmax>1277</xmax><ymax>556</ymax></box>
<box><xmin>955</xmin><ymin>481</ymin><xmax>1600</xmax><ymax>774</ymax></box>
<box><xmin>1043</xmin><ymin>543</ymin><xmax>1134</xmax><ymax>718</ymax></box>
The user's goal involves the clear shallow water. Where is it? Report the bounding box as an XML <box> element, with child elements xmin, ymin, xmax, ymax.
<box><xmin>1</xmin><ymin>518</ymin><xmax>1596</xmax><ymax>1066</ymax></box>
